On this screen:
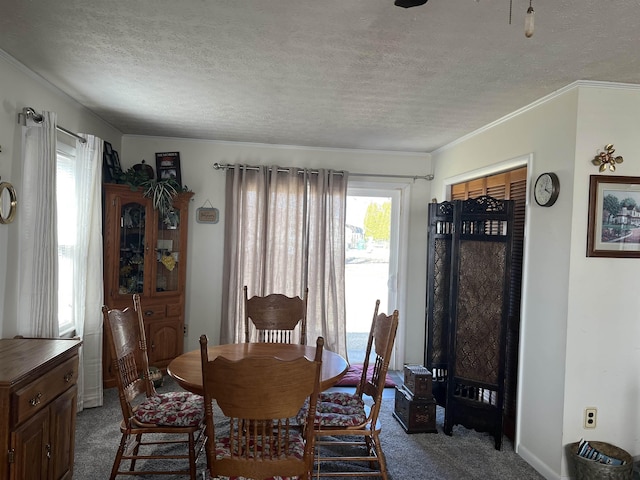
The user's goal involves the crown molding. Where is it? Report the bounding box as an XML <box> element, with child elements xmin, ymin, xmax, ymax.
<box><xmin>433</xmin><ymin>80</ymin><xmax>640</xmax><ymax>155</ymax></box>
<box><xmin>122</xmin><ymin>134</ymin><xmax>431</xmax><ymax>158</ymax></box>
<box><xmin>0</xmin><ymin>48</ymin><xmax>120</xmax><ymax>133</ymax></box>
<box><xmin>0</xmin><ymin>48</ymin><xmax>83</xmax><ymax>107</ymax></box>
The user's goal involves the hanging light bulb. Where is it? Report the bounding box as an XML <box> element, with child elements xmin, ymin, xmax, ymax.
<box><xmin>524</xmin><ymin>0</ymin><xmax>535</xmax><ymax>38</ymax></box>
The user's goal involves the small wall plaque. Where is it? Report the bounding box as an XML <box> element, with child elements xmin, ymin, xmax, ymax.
<box><xmin>196</xmin><ymin>207</ymin><xmax>219</xmax><ymax>224</ymax></box>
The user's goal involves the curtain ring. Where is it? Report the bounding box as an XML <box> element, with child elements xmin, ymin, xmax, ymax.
<box><xmin>0</xmin><ymin>181</ymin><xmax>18</xmax><ymax>224</ymax></box>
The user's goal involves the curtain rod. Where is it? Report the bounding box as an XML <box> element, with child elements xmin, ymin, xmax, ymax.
<box><xmin>19</xmin><ymin>107</ymin><xmax>87</xmax><ymax>144</ymax></box>
<box><xmin>212</xmin><ymin>162</ymin><xmax>433</xmax><ymax>181</ymax></box>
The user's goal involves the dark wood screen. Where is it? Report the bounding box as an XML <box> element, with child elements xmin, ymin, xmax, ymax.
<box><xmin>425</xmin><ymin>201</ymin><xmax>454</xmax><ymax>407</ymax></box>
<box><xmin>443</xmin><ymin>195</ymin><xmax>514</xmax><ymax>450</ymax></box>
<box><xmin>447</xmin><ymin>166</ymin><xmax>526</xmax><ymax>441</ymax></box>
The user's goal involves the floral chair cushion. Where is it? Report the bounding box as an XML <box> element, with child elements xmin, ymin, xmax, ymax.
<box><xmin>296</xmin><ymin>394</ymin><xmax>367</xmax><ymax>427</ymax></box>
<box><xmin>319</xmin><ymin>391</ymin><xmax>364</xmax><ymax>408</ymax></box>
<box><xmin>134</xmin><ymin>391</ymin><xmax>204</xmax><ymax>427</ymax></box>
<box><xmin>207</xmin><ymin>433</ymin><xmax>305</xmax><ymax>480</ymax></box>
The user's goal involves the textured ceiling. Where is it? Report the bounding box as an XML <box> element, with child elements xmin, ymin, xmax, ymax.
<box><xmin>1</xmin><ymin>0</ymin><xmax>639</xmax><ymax>153</ymax></box>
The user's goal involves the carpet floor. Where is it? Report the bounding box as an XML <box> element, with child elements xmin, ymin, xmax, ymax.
<box><xmin>74</xmin><ymin>377</ymin><xmax>547</xmax><ymax>479</ymax></box>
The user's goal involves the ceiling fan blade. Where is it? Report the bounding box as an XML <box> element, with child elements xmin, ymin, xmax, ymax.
<box><xmin>394</xmin><ymin>0</ymin><xmax>428</xmax><ymax>7</ymax></box>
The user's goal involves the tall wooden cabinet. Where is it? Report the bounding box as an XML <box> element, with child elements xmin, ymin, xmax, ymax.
<box><xmin>102</xmin><ymin>183</ymin><xmax>193</xmax><ymax>388</ymax></box>
<box><xmin>0</xmin><ymin>338</ymin><xmax>82</xmax><ymax>480</ymax></box>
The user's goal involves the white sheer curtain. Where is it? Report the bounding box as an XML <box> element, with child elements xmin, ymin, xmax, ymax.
<box><xmin>19</xmin><ymin>111</ymin><xmax>104</xmax><ymax>410</ymax></box>
<box><xmin>220</xmin><ymin>165</ymin><xmax>348</xmax><ymax>357</ymax></box>
<box><xmin>73</xmin><ymin>134</ymin><xmax>104</xmax><ymax>410</ymax></box>
<box><xmin>18</xmin><ymin>111</ymin><xmax>59</xmax><ymax>337</ymax></box>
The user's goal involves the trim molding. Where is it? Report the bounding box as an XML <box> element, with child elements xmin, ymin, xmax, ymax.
<box><xmin>0</xmin><ymin>48</ymin><xmax>86</xmax><ymax>108</ymax></box>
<box><xmin>433</xmin><ymin>80</ymin><xmax>640</xmax><ymax>155</ymax></box>
<box><xmin>0</xmin><ymin>48</ymin><xmax>120</xmax><ymax>133</ymax></box>
<box><xmin>123</xmin><ymin>134</ymin><xmax>431</xmax><ymax>158</ymax></box>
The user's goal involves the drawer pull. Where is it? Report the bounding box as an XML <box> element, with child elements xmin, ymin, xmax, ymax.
<box><xmin>144</xmin><ymin>310</ymin><xmax>154</xmax><ymax>316</ymax></box>
<box><xmin>46</xmin><ymin>443</ymin><xmax>51</xmax><ymax>459</ymax></box>
<box><xmin>64</xmin><ymin>371</ymin><xmax>74</xmax><ymax>382</ymax></box>
<box><xmin>29</xmin><ymin>392</ymin><xmax>43</xmax><ymax>406</ymax></box>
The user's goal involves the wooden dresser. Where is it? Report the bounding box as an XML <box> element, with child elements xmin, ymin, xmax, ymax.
<box><xmin>0</xmin><ymin>338</ymin><xmax>82</xmax><ymax>480</ymax></box>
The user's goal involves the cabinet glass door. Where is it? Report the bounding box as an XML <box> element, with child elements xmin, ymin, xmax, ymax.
<box><xmin>119</xmin><ymin>201</ymin><xmax>147</xmax><ymax>294</ymax></box>
<box><xmin>155</xmin><ymin>209</ymin><xmax>181</xmax><ymax>293</ymax></box>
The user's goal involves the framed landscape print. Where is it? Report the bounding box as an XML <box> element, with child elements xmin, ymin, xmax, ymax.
<box><xmin>155</xmin><ymin>152</ymin><xmax>182</xmax><ymax>187</ymax></box>
<box><xmin>587</xmin><ymin>175</ymin><xmax>640</xmax><ymax>258</ymax></box>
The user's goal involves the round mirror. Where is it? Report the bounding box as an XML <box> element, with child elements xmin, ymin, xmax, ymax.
<box><xmin>0</xmin><ymin>181</ymin><xmax>18</xmax><ymax>224</ymax></box>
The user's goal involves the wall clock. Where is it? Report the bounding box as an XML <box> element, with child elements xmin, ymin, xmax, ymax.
<box><xmin>534</xmin><ymin>172</ymin><xmax>560</xmax><ymax>207</ymax></box>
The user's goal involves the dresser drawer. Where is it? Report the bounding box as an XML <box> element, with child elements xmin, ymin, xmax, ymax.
<box><xmin>12</xmin><ymin>356</ymin><xmax>78</xmax><ymax>426</ymax></box>
<box><xmin>139</xmin><ymin>303</ymin><xmax>166</xmax><ymax>320</ymax></box>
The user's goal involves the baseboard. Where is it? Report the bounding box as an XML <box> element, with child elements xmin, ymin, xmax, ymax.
<box><xmin>517</xmin><ymin>443</ymin><xmax>561</xmax><ymax>480</ymax></box>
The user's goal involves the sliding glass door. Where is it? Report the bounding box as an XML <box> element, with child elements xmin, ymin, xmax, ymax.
<box><xmin>345</xmin><ymin>184</ymin><xmax>403</xmax><ymax>369</ymax></box>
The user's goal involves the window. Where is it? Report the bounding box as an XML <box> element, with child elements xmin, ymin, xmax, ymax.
<box><xmin>56</xmin><ymin>141</ymin><xmax>77</xmax><ymax>335</ymax></box>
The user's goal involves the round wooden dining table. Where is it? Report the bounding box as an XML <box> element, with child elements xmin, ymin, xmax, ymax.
<box><xmin>167</xmin><ymin>342</ymin><xmax>349</xmax><ymax>395</ymax></box>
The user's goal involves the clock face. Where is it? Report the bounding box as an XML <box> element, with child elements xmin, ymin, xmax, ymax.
<box><xmin>534</xmin><ymin>173</ymin><xmax>559</xmax><ymax>207</ymax></box>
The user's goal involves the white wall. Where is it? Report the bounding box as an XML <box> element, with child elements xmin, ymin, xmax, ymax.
<box><xmin>563</xmin><ymin>86</ymin><xmax>640</xmax><ymax>470</ymax></box>
<box><xmin>0</xmin><ymin>51</ymin><xmax>122</xmax><ymax>337</ymax></box>
<box><xmin>432</xmin><ymin>82</ymin><xmax>640</xmax><ymax>479</ymax></box>
<box><xmin>121</xmin><ymin>136</ymin><xmax>432</xmax><ymax>362</ymax></box>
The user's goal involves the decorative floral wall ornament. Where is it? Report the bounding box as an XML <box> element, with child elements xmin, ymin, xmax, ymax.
<box><xmin>592</xmin><ymin>144</ymin><xmax>624</xmax><ymax>172</ymax></box>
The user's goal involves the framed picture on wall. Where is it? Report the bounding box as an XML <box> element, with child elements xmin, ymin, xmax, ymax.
<box><xmin>155</xmin><ymin>152</ymin><xmax>182</xmax><ymax>187</ymax></box>
<box><xmin>587</xmin><ymin>175</ymin><xmax>640</xmax><ymax>258</ymax></box>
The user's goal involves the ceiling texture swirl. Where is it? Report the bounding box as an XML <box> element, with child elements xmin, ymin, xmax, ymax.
<box><xmin>1</xmin><ymin>0</ymin><xmax>639</xmax><ymax>153</ymax></box>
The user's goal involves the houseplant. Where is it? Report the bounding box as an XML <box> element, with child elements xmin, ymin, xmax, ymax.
<box><xmin>112</xmin><ymin>165</ymin><xmax>191</xmax><ymax>226</ymax></box>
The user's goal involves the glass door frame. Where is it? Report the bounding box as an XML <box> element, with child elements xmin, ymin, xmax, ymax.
<box><xmin>347</xmin><ymin>181</ymin><xmax>410</xmax><ymax>371</ymax></box>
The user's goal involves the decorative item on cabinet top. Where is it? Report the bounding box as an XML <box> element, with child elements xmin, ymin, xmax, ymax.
<box><xmin>155</xmin><ymin>152</ymin><xmax>182</xmax><ymax>187</ymax></box>
<box><xmin>104</xmin><ymin>157</ymin><xmax>193</xmax><ymax>225</ymax></box>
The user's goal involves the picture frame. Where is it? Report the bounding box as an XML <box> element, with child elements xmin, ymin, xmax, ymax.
<box><xmin>587</xmin><ymin>175</ymin><xmax>640</xmax><ymax>258</ymax></box>
<box><xmin>111</xmin><ymin>150</ymin><xmax>121</xmax><ymax>172</ymax></box>
<box><xmin>155</xmin><ymin>152</ymin><xmax>182</xmax><ymax>187</ymax></box>
<box><xmin>103</xmin><ymin>151</ymin><xmax>115</xmax><ymax>182</ymax></box>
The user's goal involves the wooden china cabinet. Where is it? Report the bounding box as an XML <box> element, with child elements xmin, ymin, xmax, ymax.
<box><xmin>102</xmin><ymin>183</ymin><xmax>193</xmax><ymax>388</ymax></box>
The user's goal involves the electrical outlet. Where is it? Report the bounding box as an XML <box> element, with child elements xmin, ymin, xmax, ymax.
<box><xmin>183</xmin><ymin>324</ymin><xmax>188</xmax><ymax>336</ymax></box>
<box><xmin>584</xmin><ymin>407</ymin><xmax>597</xmax><ymax>429</ymax></box>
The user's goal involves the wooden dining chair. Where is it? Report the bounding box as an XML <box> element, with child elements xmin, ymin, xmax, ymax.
<box><xmin>102</xmin><ymin>294</ymin><xmax>206</xmax><ymax>479</ymax></box>
<box><xmin>243</xmin><ymin>285</ymin><xmax>309</xmax><ymax>344</ymax></box>
<box><xmin>200</xmin><ymin>334</ymin><xmax>324</xmax><ymax>480</ymax></box>
<box><xmin>312</xmin><ymin>303</ymin><xmax>399</xmax><ymax>480</ymax></box>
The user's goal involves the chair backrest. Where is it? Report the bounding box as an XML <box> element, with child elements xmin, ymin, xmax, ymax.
<box><xmin>356</xmin><ymin>302</ymin><xmax>399</xmax><ymax>423</ymax></box>
<box><xmin>200</xmin><ymin>334</ymin><xmax>323</xmax><ymax>480</ymax></box>
<box><xmin>243</xmin><ymin>285</ymin><xmax>308</xmax><ymax>344</ymax></box>
<box><xmin>102</xmin><ymin>294</ymin><xmax>156</xmax><ymax>421</ymax></box>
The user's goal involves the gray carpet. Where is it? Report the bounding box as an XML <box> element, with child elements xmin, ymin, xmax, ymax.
<box><xmin>74</xmin><ymin>377</ymin><xmax>545</xmax><ymax>479</ymax></box>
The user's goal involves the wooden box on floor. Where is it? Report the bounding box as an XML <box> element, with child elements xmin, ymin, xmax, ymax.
<box><xmin>403</xmin><ymin>364</ymin><xmax>433</xmax><ymax>399</ymax></box>
<box><xmin>393</xmin><ymin>385</ymin><xmax>437</xmax><ymax>434</ymax></box>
